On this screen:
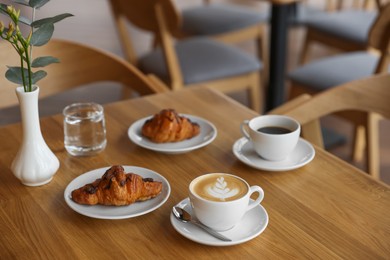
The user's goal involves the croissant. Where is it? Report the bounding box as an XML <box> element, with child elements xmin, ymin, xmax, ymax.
<box><xmin>71</xmin><ymin>165</ymin><xmax>162</xmax><ymax>206</ymax></box>
<box><xmin>141</xmin><ymin>109</ymin><xmax>200</xmax><ymax>143</ymax></box>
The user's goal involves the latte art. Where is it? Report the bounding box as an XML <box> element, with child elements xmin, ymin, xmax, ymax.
<box><xmin>206</xmin><ymin>177</ymin><xmax>239</xmax><ymax>201</ymax></box>
<box><xmin>191</xmin><ymin>174</ymin><xmax>248</xmax><ymax>202</ymax></box>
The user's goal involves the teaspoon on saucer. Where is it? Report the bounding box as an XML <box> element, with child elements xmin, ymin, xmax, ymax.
<box><xmin>172</xmin><ymin>207</ymin><xmax>232</xmax><ymax>242</ymax></box>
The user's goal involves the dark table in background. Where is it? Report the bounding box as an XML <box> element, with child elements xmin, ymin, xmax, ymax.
<box><xmin>265</xmin><ymin>0</ymin><xmax>301</xmax><ymax>111</ymax></box>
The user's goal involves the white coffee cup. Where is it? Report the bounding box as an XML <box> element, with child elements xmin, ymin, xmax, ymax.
<box><xmin>189</xmin><ymin>173</ymin><xmax>264</xmax><ymax>231</ymax></box>
<box><xmin>241</xmin><ymin>115</ymin><xmax>300</xmax><ymax>161</ymax></box>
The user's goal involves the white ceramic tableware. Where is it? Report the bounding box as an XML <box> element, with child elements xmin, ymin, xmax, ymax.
<box><xmin>64</xmin><ymin>166</ymin><xmax>170</xmax><ymax>219</ymax></box>
<box><xmin>189</xmin><ymin>173</ymin><xmax>264</xmax><ymax>231</ymax></box>
<box><xmin>233</xmin><ymin>137</ymin><xmax>315</xmax><ymax>171</ymax></box>
<box><xmin>128</xmin><ymin>114</ymin><xmax>217</xmax><ymax>154</ymax></box>
<box><xmin>170</xmin><ymin>197</ymin><xmax>268</xmax><ymax>246</ymax></box>
<box><xmin>241</xmin><ymin>115</ymin><xmax>300</xmax><ymax>161</ymax></box>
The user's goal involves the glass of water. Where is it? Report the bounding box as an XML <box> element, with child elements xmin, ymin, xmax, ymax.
<box><xmin>63</xmin><ymin>103</ymin><xmax>107</xmax><ymax>156</ymax></box>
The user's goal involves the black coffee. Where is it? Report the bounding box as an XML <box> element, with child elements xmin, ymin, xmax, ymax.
<box><xmin>257</xmin><ymin>126</ymin><xmax>291</xmax><ymax>134</ymax></box>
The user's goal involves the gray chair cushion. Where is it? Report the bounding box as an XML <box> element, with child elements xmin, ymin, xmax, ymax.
<box><xmin>181</xmin><ymin>4</ymin><xmax>268</xmax><ymax>35</ymax></box>
<box><xmin>139</xmin><ymin>38</ymin><xmax>262</xmax><ymax>85</ymax></box>
<box><xmin>288</xmin><ymin>52</ymin><xmax>389</xmax><ymax>91</ymax></box>
<box><xmin>306</xmin><ymin>11</ymin><xmax>377</xmax><ymax>45</ymax></box>
<box><xmin>288</xmin><ymin>4</ymin><xmax>327</xmax><ymax>26</ymax></box>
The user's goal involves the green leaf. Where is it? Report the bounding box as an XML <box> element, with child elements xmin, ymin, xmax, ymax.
<box><xmin>32</xmin><ymin>13</ymin><xmax>74</xmax><ymax>28</ymax></box>
<box><xmin>31</xmin><ymin>70</ymin><xmax>47</xmax><ymax>84</ymax></box>
<box><xmin>12</xmin><ymin>0</ymin><xmax>30</xmax><ymax>7</ymax></box>
<box><xmin>5</xmin><ymin>67</ymin><xmax>47</xmax><ymax>85</ymax></box>
<box><xmin>29</xmin><ymin>0</ymin><xmax>49</xmax><ymax>9</ymax></box>
<box><xmin>30</xmin><ymin>23</ymin><xmax>54</xmax><ymax>46</ymax></box>
<box><xmin>32</xmin><ymin>56</ymin><xmax>59</xmax><ymax>67</ymax></box>
<box><xmin>0</xmin><ymin>4</ymin><xmax>8</xmax><ymax>14</ymax></box>
<box><xmin>18</xmin><ymin>15</ymin><xmax>32</xmax><ymax>26</ymax></box>
<box><xmin>5</xmin><ymin>66</ymin><xmax>29</xmax><ymax>85</ymax></box>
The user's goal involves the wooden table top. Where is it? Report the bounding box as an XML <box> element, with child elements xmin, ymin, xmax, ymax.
<box><xmin>0</xmin><ymin>87</ymin><xmax>389</xmax><ymax>259</ymax></box>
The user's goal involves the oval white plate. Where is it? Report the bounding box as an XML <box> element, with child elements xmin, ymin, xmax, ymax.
<box><xmin>64</xmin><ymin>166</ymin><xmax>170</xmax><ymax>219</ymax></box>
<box><xmin>128</xmin><ymin>114</ymin><xmax>217</xmax><ymax>154</ymax></box>
<box><xmin>170</xmin><ymin>198</ymin><xmax>268</xmax><ymax>246</ymax></box>
<box><xmin>233</xmin><ymin>137</ymin><xmax>315</xmax><ymax>171</ymax></box>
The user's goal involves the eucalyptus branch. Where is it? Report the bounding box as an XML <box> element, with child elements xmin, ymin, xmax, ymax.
<box><xmin>20</xmin><ymin>54</ymin><xmax>27</xmax><ymax>91</ymax></box>
<box><xmin>0</xmin><ymin>1</ymin><xmax>73</xmax><ymax>92</ymax></box>
<box><xmin>30</xmin><ymin>7</ymin><xmax>36</xmax><ymax>69</ymax></box>
<box><xmin>24</xmin><ymin>43</ymin><xmax>32</xmax><ymax>92</ymax></box>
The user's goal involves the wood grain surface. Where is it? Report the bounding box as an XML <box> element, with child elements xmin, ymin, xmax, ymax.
<box><xmin>0</xmin><ymin>87</ymin><xmax>388</xmax><ymax>259</ymax></box>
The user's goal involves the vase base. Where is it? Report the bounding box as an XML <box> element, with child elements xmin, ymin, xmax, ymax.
<box><xmin>22</xmin><ymin>177</ymin><xmax>53</xmax><ymax>187</ymax></box>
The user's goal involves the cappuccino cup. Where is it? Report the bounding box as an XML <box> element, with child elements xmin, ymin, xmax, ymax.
<box><xmin>241</xmin><ymin>115</ymin><xmax>300</xmax><ymax>161</ymax></box>
<box><xmin>189</xmin><ymin>173</ymin><xmax>264</xmax><ymax>231</ymax></box>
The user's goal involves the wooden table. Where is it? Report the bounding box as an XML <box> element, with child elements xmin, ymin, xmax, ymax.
<box><xmin>0</xmin><ymin>87</ymin><xmax>388</xmax><ymax>259</ymax></box>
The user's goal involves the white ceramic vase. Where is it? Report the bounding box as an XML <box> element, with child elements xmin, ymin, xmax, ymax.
<box><xmin>11</xmin><ymin>86</ymin><xmax>60</xmax><ymax>186</ymax></box>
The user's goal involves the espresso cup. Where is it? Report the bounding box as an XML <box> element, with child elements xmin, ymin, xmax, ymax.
<box><xmin>189</xmin><ymin>173</ymin><xmax>264</xmax><ymax>231</ymax></box>
<box><xmin>241</xmin><ymin>115</ymin><xmax>300</xmax><ymax>161</ymax></box>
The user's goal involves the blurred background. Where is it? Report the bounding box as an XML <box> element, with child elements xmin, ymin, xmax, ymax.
<box><xmin>1</xmin><ymin>0</ymin><xmax>388</xmax><ymax>183</ymax></box>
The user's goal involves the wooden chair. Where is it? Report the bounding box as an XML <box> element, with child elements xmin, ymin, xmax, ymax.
<box><xmin>180</xmin><ymin>1</ymin><xmax>268</xmax><ymax>79</ymax></box>
<box><xmin>287</xmin><ymin>3</ymin><xmax>390</xmax><ymax>177</ymax></box>
<box><xmin>298</xmin><ymin>0</ymin><xmax>384</xmax><ymax>64</ymax></box>
<box><xmin>108</xmin><ymin>0</ymin><xmax>263</xmax><ymax>112</ymax></box>
<box><xmin>289</xmin><ymin>0</ymin><xmax>341</xmax><ymax>26</ymax></box>
<box><xmin>270</xmin><ymin>74</ymin><xmax>390</xmax><ymax>180</ymax></box>
<box><xmin>109</xmin><ymin>0</ymin><xmax>268</xmax><ymax>80</ymax></box>
<box><xmin>0</xmin><ymin>39</ymin><xmax>168</xmax><ymax>123</ymax></box>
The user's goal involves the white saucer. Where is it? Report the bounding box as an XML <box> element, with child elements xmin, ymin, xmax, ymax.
<box><xmin>128</xmin><ymin>114</ymin><xmax>217</xmax><ymax>154</ymax></box>
<box><xmin>233</xmin><ymin>137</ymin><xmax>315</xmax><ymax>171</ymax></box>
<box><xmin>170</xmin><ymin>198</ymin><xmax>268</xmax><ymax>246</ymax></box>
<box><xmin>64</xmin><ymin>166</ymin><xmax>170</xmax><ymax>219</ymax></box>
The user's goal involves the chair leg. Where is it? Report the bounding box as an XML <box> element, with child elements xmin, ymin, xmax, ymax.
<box><xmin>257</xmin><ymin>26</ymin><xmax>268</xmax><ymax>87</ymax></box>
<box><xmin>352</xmin><ymin>125</ymin><xmax>366</xmax><ymax>162</ymax></box>
<box><xmin>298</xmin><ymin>31</ymin><xmax>311</xmax><ymax>65</ymax></box>
<box><xmin>366</xmin><ymin>113</ymin><xmax>381</xmax><ymax>179</ymax></box>
<box><xmin>121</xmin><ymin>86</ymin><xmax>135</xmax><ymax>99</ymax></box>
<box><xmin>248</xmin><ymin>72</ymin><xmax>262</xmax><ymax>113</ymax></box>
<box><xmin>302</xmin><ymin>119</ymin><xmax>324</xmax><ymax>148</ymax></box>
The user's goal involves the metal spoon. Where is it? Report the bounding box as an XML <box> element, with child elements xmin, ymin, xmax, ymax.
<box><xmin>172</xmin><ymin>206</ymin><xmax>232</xmax><ymax>242</ymax></box>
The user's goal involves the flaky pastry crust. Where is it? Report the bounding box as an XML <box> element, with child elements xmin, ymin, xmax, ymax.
<box><xmin>141</xmin><ymin>109</ymin><xmax>200</xmax><ymax>143</ymax></box>
<box><xmin>71</xmin><ymin>165</ymin><xmax>162</xmax><ymax>206</ymax></box>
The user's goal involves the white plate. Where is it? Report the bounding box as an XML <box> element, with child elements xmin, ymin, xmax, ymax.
<box><xmin>170</xmin><ymin>198</ymin><xmax>268</xmax><ymax>246</ymax></box>
<box><xmin>128</xmin><ymin>114</ymin><xmax>217</xmax><ymax>154</ymax></box>
<box><xmin>233</xmin><ymin>137</ymin><xmax>315</xmax><ymax>171</ymax></box>
<box><xmin>64</xmin><ymin>166</ymin><xmax>170</xmax><ymax>219</ymax></box>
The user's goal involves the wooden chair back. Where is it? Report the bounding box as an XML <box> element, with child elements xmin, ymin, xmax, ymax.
<box><xmin>108</xmin><ymin>0</ymin><xmax>263</xmax><ymax>112</ymax></box>
<box><xmin>278</xmin><ymin>74</ymin><xmax>390</xmax><ymax>127</ymax></box>
<box><xmin>109</xmin><ymin>0</ymin><xmax>186</xmax><ymax>90</ymax></box>
<box><xmin>110</xmin><ymin>0</ymin><xmax>180</xmax><ymax>34</ymax></box>
<box><xmin>109</xmin><ymin>0</ymin><xmax>267</xmax><ymax>86</ymax></box>
<box><xmin>272</xmin><ymin>74</ymin><xmax>390</xmax><ymax>178</ymax></box>
<box><xmin>109</xmin><ymin>0</ymin><xmax>180</xmax><ymax>65</ymax></box>
<box><xmin>0</xmin><ymin>39</ymin><xmax>166</xmax><ymax>110</ymax></box>
<box><xmin>299</xmin><ymin>2</ymin><xmax>389</xmax><ymax>65</ymax></box>
<box><xmin>368</xmin><ymin>2</ymin><xmax>390</xmax><ymax>72</ymax></box>
<box><xmin>291</xmin><ymin>3</ymin><xmax>390</xmax><ymax>178</ymax></box>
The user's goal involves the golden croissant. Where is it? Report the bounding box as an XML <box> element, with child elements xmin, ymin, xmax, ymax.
<box><xmin>141</xmin><ymin>109</ymin><xmax>200</xmax><ymax>143</ymax></box>
<box><xmin>71</xmin><ymin>165</ymin><xmax>162</xmax><ymax>206</ymax></box>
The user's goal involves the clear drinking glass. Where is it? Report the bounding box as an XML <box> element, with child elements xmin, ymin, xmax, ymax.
<box><xmin>63</xmin><ymin>102</ymin><xmax>107</xmax><ymax>156</ymax></box>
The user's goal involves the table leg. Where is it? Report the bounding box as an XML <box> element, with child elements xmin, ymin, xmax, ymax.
<box><xmin>266</xmin><ymin>4</ymin><xmax>291</xmax><ymax>111</ymax></box>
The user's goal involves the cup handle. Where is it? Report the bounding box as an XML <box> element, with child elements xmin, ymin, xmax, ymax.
<box><xmin>247</xmin><ymin>186</ymin><xmax>264</xmax><ymax>212</ymax></box>
<box><xmin>240</xmin><ymin>120</ymin><xmax>251</xmax><ymax>139</ymax></box>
